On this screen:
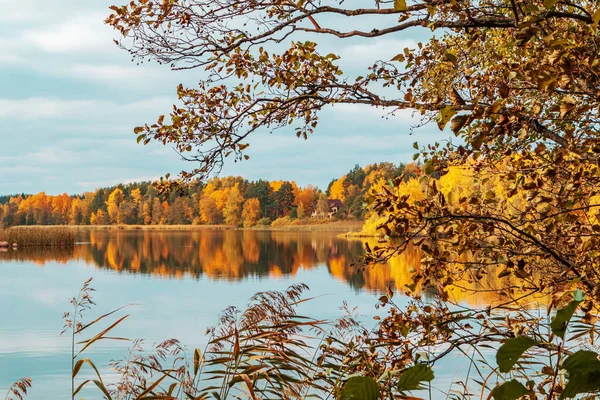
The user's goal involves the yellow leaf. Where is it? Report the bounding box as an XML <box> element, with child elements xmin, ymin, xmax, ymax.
<box><xmin>436</xmin><ymin>106</ymin><xmax>456</xmax><ymax>130</ymax></box>
<box><xmin>560</xmin><ymin>95</ymin><xmax>576</xmax><ymax>118</ymax></box>
<box><xmin>394</xmin><ymin>0</ymin><xmax>407</xmax><ymax>11</ymax></box>
<box><xmin>593</xmin><ymin>8</ymin><xmax>600</xmax><ymax>28</ymax></box>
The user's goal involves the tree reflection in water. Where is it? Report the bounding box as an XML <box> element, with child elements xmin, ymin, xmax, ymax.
<box><xmin>0</xmin><ymin>230</ymin><xmax>540</xmax><ymax>307</ymax></box>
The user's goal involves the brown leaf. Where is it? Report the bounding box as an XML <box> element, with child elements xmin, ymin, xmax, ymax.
<box><xmin>560</xmin><ymin>95</ymin><xmax>576</xmax><ymax>118</ymax></box>
<box><xmin>499</xmin><ymin>83</ymin><xmax>509</xmax><ymax>99</ymax></box>
<box><xmin>450</xmin><ymin>115</ymin><xmax>469</xmax><ymax>134</ymax></box>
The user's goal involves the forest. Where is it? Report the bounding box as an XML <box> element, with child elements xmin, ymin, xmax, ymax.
<box><xmin>0</xmin><ymin>162</ymin><xmax>410</xmax><ymax>228</ymax></box>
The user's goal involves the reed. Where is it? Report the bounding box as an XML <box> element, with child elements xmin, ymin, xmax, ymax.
<box><xmin>0</xmin><ymin>227</ymin><xmax>78</xmax><ymax>247</ymax></box>
<box><xmin>262</xmin><ymin>218</ymin><xmax>363</xmax><ymax>232</ymax></box>
<box><xmin>31</xmin><ymin>224</ymin><xmax>235</xmax><ymax>231</ymax></box>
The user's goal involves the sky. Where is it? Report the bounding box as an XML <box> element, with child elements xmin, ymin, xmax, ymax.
<box><xmin>0</xmin><ymin>0</ymin><xmax>448</xmax><ymax>195</ymax></box>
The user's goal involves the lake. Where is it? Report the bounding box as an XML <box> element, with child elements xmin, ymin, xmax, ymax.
<box><xmin>0</xmin><ymin>229</ymin><xmax>485</xmax><ymax>399</ymax></box>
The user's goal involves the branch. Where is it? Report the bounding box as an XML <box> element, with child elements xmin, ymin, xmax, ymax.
<box><xmin>425</xmin><ymin>213</ymin><xmax>592</xmax><ymax>291</ymax></box>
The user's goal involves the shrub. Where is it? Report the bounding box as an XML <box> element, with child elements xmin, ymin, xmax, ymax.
<box><xmin>271</xmin><ymin>216</ymin><xmax>292</xmax><ymax>227</ymax></box>
<box><xmin>256</xmin><ymin>217</ymin><xmax>271</xmax><ymax>226</ymax></box>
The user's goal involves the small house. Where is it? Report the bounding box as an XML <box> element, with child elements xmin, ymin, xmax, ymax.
<box><xmin>311</xmin><ymin>199</ymin><xmax>343</xmax><ymax>218</ymax></box>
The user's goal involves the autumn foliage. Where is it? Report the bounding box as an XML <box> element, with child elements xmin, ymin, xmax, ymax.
<box><xmin>100</xmin><ymin>0</ymin><xmax>600</xmax><ymax>397</ymax></box>
<box><xmin>0</xmin><ymin>163</ymin><xmax>410</xmax><ymax>228</ymax></box>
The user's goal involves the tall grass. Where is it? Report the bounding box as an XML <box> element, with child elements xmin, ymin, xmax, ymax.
<box><xmin>61</xmin><ymin>224</ymin><xmax>235</xmax><ymax>231</ymax></box>
<box><xmin>267</xmin><ymin>217</ymin><xmax>363</xmax><ymax>232</ymax></box>
<box><xmin>4</xmin><ymin>378</ymin><xmax>32</xmax><ymax>400</ymax></box>
<box><xmin>55</xmin><ymin>279</ymin><xmax>388</xmax><ymax>400</ymax></box>
<box><xmin>0</xmin><ymin>227</ymin><xmax>77</xmax><ymax>247</ymax></box>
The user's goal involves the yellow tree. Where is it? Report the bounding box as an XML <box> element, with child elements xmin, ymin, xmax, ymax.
<box><xmin>160</xmin><ymin>201</ymin><xmax>170</xmax><ymax>224</ymax></box>
<box><xmin>329</xmin><ymin>177</ymin><xmax>346</xmax><ymax>202</ymax></box>
<box><xmin>106</xmin><ymin>188</ymin><xmax>125</xmax><ymax>224</ymax></box>
<box><xmin>142</xmin><ymin>202</ymin><xmax>152</xmax><ymax>225</ymax></box>
<box><xmin>297</xmin><ymin>202</ymin><xmax>305</xmax><ymax>220</ymax></box>
<box><xmin>200</xmin><ymin>196</ymin><xmax>221</xmax><ymax>224</ymax></box>
<box><xmin>296</xmin><ymin>186</ymin><xmax>318</xmax><ymax>212</ymax></box>
<box><xmin>91</xmin><ymin>209</ymin><xmax>109</xmax><ymax>225</ymax></box>
<box><xmin>269</xmin><ymin>181</ymin><xmax>284</xmax><ymax>193</ymax></box>
<box><xmin>130</xmin><ymin>188</ymin><xmax>143</xmax><ymax>204</ymax></box>
<box><xmin>69</xmin><ymin>198</ymin><xmax>87</xmax><ymax>225</ymax></box>
<box><xmin>315</xmin><ymin>193</ymin><xmax>330</xmax><ymax>217</ymax></box>
<box><xmin>52</xmin><ymin>193</ymin><xmax>72</xmax><ymax>225</ymax></box>
<box><xmin>223</xmin><ymin>185</ymin><xmax>244</xmax><ymax>226</ymax></box>
<box><xmin>130</xmin><ymin>188</ymin><xmax>144</xmax><ymax>223</ymax></box>
<box><xmin>242</xmin><ymin>198</ymin><xmax>261</xmax><ymax>228</ymax></box>
<box><xmin>151</xmin><ymin>198</ymin><xmax>162</xmax><ymax>225</ymax></box>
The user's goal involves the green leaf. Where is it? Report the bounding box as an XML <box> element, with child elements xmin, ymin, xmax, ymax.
<box><xmin>543</xmin><ymin>0</ymin><xmax>559</xmax><ymax>10</ymax></box>
<box><xmin>436</xmin><ymin>106</ymin><xmax>456</xmax><ymax>130</ymax></box>
<box><xmin>340</xmin><ymin>376</ymin><xmax>380</xmax><ymax>400</ymax></box>
<box><xmin>551</xmin><ymin>291</ymin><xmax>585</xmax><ymax>339</ymax></box>
<box><xmin>560</xmin><ymin>351</ymin><xmax>600</xmax><ymax>399</ymax></box>
<box><xmin>412</xmin><ymin>141</ymin><xmax>419</xmax><ymax>150</ymax></box>
<box><xmin>397</xmin><ymin>364</ymin><xmax>434</xmax><ymax>392</ymax></box>
<box><xmin>492</xmin><ymin>380</ymin><xmax>528</xmax><ymax>400</ymax></box>
<box><xmin>136</xmin><ymin>134</ymin><xmax>146</xmax><ymax>144</ymax></box>
<box><xmin>394</xmin><ymin>0</ymin><xmax>407</xmax><ymax>11</ymax></box>
<box><xmin>496</xmin><ymin>336</ymin><xmax>537</xmax><ymax>373</ymax></box>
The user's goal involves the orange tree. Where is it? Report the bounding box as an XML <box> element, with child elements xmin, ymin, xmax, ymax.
<box><xmin>106</xmin><ymin>1</ymin><xmax>600</xmax><ymax>398</ymax></box>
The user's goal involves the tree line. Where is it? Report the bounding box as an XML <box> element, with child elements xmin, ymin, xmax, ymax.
<box><xmin>0</xmin><ymin>162</ymin><xmax>414</xmax><ymax>228</ymax></box>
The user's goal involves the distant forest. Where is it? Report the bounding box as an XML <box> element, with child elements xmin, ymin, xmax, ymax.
<box><xmin>0</xmin><ymin>162</ymin><xmax>419</xmax><ymax>228</ymax></box>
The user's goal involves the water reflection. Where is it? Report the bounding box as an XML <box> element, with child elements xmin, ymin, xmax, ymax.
<box><xmin>0</xmin><ymin>230</ymin><xmax>526</xmax><ymax>305</ymax></box>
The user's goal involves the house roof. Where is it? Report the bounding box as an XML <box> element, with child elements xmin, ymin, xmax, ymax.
<box><xmin>328</xmin><ymin>199</ymin><xmax>343</xmax><ymax>208</ymax></box>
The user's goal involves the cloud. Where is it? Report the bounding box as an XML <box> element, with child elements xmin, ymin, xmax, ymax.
<box><xmin>0</xmin><ymin>0</ymin><xmax>43</xmax><ymax>23</ymax></box>
<box><xmin>0</xmin><ymin>0</ymin><xmax>440</xmax><ymax>195</ymax></box>
<box><xmin>70</xmin><ymin>64</ymin><xmax>159</xmax><ymax>82</ymax></box>
<box><xmin>21</xmin><ymin>13</ymin><xmax>114</xmax><ymax>54</ymax></box>
<box><xmin>0</xmin><ymin>54</ymin><xmax>22</xmax><ymax>65</ymax></box>
<box><xmin>74</xmin><ymin>175</ymin><xmax>160</xmax><ymax>189</ymax></box>
<box><xmin>338</xmin><ymin>38</ymin><xmax>418</xmax><ymax>69</ymax></box>
<box><xmin>0</xmin><ymin>96</ymin><xmax>172</xmax><ymax>121</ymax></box>
<box><xmin>328</xmin><ymin>103</ymin><xmax>424</xmax><ymax>125</ymax></box>
<box><xmin>29</xmin><ymin>147</ymin><xmax>82</xmax><ymax>165</ymax></box>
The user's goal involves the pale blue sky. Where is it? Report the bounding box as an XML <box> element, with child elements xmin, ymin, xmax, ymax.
<box><xmin>0</xmin><ymin>0</ymin><xmax>448</xmax><ymax>195</ymax></box>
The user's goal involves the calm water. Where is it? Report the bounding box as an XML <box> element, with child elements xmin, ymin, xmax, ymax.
<box><xmin>0</xmin><ymin>230</ymin><xmax>479</xmax><ymax>398</ymax></box>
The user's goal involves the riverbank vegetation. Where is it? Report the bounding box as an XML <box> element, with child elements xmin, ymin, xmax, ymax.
<box><xmin>0</xmin><ymin>227</ymin><xmax>77</xmax><ymax>247</ymax></box>
<box><xmin>6</xmin><ymin>279</ymin><xmax>598</xmax><ymax>400</ymax></box>
<box><xmin>0</xmin><ymin>163</ymin><xmax>408</xmax><ymax>229</ymax></box>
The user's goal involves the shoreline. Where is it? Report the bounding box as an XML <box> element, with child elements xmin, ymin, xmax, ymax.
<box><xmin>5</xmin><ymin>221</ymin><xmax>364</xmax><ymax>233</ymax></box>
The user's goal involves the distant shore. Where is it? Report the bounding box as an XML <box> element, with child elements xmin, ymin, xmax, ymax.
<box><xmin>5</xmin><ymin>221</ymin><xmax>364</xmax><ymax>233</ymax></box>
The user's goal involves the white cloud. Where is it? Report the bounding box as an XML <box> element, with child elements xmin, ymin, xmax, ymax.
<box><xmin>338</xmin><ymin>38</ymin><xmax>418</xmax><ymax>69</ymax></box>
<box><xmin>68</xmin><ymin>64</ymin><xmax>162</xmax><ymax>84</ymax></box>
<box><xmin>74</xmin><ymin>175</ymin><xmax>160</xmax><ymax>188</ymax></box>
<box><xmin>0</xmin><ymin>54</ymin><xmax>22</xmax><ymax>64</ymax></box>
<box><xmin>0</xmin><ymin>96</ymin><xmax>172</xmax><ymax>120</ymax></box>
<box><xmin>0</xmin><ymin>0</ymin><xmax>43</xmax><ymax>23</ymax></box>
<box><xmin>21</xmin><ymin>13</ymin><xmax>114</xmax><ymax>54</ymax></box>
<box><xmin>0</xmin><ymin>98</ymin><xmax>95</xmax><ymax>119</ymax></box>
<box><xmin>329</xmin><ymin>103</ymin><xmax>423</xmax><ymax>125</ymax></box>
<box><xmin>29</xmin><ymin>147</ymin><xmax>81</xmax><ymax>165</ymax></box>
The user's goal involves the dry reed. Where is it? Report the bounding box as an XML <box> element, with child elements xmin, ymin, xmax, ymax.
<box><xmin>0</xmin><ymin>227</ymin><xmax>78</xmax><ymax>247</ymax></box>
